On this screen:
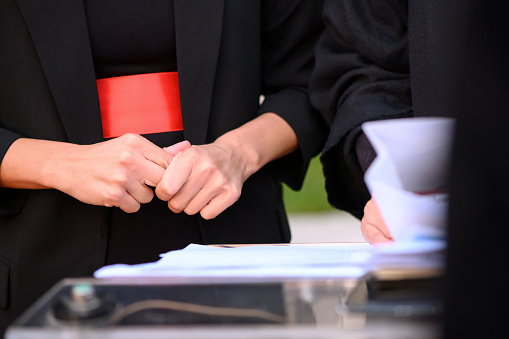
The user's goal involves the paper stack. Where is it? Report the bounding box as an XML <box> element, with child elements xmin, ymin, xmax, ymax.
<box><xmin>95</xmin><ymin>243</ymin><xmax>373</xmax><ymax>279</ymax></box>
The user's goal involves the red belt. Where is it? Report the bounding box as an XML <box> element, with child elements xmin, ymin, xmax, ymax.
<box><xmin>96</xmin><ymin>72</ymin><xmax>183</xmax><ymax>139</ymax></box>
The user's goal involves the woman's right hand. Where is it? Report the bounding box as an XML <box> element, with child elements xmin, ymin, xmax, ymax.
<box><xmin>0</xmin><ymin>134</ymin><xmax>179</xmax><ymax>213</ymax></box>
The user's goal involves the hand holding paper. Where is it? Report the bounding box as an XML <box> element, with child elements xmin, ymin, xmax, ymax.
<box><xmin>360</xmin><ymin>198</ymin><xmax>393</xmax><ymax>244</ymax></box>
<box><xmin>362</xmin><ymin>117</ymin><xmax>455</xmax><ymax>244</ymax></box>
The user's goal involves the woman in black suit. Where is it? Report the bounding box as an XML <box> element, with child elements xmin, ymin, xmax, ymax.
<box><xmin>0</xmin><ymin>0</ymin><xmax>325</xmax><ymax>332</ymax></box>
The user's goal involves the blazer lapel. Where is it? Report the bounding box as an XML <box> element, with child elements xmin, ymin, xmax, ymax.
<box><xmin>174</xmin><ymin>0</ymin><xmax>225</xmax><ymax>145</ymax></box>
<box><xmin>16</xmin><ymin>0</ymin><xmax>103</xmax><ymax>145</ymax></box>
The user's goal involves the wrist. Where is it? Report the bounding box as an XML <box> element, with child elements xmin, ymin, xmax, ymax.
<box><xmin>0</xmin><ymin>138</ymin><xmax>76</xmax><ymax>190</ymax></box>
<box><xmin>214</xmin><ymin>132</ymin><xmax>261</xmax><ymax>181</ymax></box>
<box><xmin>40</xmin><ymin>141</ymin><xmax>80</xmax><ymax>191</ymax></box>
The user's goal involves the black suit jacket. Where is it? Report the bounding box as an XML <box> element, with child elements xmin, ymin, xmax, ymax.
<box><xmin>0</xmin><ymin>0</ymin><xmax>325</xmax><ymax>331</ymax></box>
<box><xmin>310</xmin><ymin>0</ymin><xmax>448</xmax><ymax>218</ymax></box>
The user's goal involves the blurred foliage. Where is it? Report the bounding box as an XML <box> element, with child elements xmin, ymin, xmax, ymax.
<box><xmin>283</xmin><ymin>155</ymin><xmax>334</xmax><ymax>214</ymax></box>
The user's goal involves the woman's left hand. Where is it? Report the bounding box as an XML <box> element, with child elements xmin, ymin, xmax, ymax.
<box><xmin>155</xmin><ymin>141</ymin><xmax>248</xmax><ymax>220</ymax></box>
<box><xmin>155</xmin><ymin>113</ymin><xmax>298</xmax><ymax>219</ymax></box>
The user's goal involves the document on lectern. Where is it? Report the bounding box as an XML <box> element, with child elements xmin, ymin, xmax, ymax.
<box><xmin>94</xmin><ymin>243</ymin><xmax>373</xmax><ymax>279</ymax></box>
<box><xmin>94</xmin><ymin>239</ymin><xmax>445</xmax><ymax>279</ymax></box>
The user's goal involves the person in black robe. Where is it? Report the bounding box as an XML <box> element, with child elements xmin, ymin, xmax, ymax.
<box><xmin>310</xmin><ymin>0</ymin><xmax>450</xmax><ymax>243</ymax></box>
<box><xmin>312</xmin><ymin>0</ymin><xmax>509</xmax><ymax>336</ymax></box>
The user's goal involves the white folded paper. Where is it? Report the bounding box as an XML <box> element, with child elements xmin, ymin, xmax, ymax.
<box><xmin>362</xmin><ymin>117</ymin><xmax>455</xmax><ymax>244</ymax></box>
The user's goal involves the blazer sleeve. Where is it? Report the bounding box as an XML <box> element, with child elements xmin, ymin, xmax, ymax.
<box><xmin>0</xmin><ymin>127</ymin><xmax>27</xmax><ymax>216</ymax></box>
<box><xmin>309</xmin><ymin>0</ymin><xmax>413</xmax><ymax>218</ymax></box>
<box><xmin>258</xmin><ymin>0</ymin><xmax>328</xmax><ymax>190</ymax></box>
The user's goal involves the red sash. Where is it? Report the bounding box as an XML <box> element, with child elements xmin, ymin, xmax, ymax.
<box><xmin>96</xmin><ymin>72</ymin><xmax>183</xmax><ymax>138</ymax></box>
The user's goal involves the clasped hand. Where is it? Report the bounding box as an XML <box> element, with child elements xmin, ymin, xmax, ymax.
<box><xmin>155</xmin><ymin>140</ymin><xmax>246</xmax><ymax>220</ymax></box>
<box><xmin>67</xmin><ymin>134</ymin><xmax>246</xmax><ymax>219</ymax></box>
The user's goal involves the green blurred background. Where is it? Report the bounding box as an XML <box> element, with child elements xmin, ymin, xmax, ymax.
<box><xmin>283</xmin><ymin>155</ymin><xmax>333</xmax><ymax>214</ymax></box>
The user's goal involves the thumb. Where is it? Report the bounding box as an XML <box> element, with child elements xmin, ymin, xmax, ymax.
<box><xmin>164</xmin><ymin>140</ymin><xmax>192</xmax><ymax>156</ymax></box>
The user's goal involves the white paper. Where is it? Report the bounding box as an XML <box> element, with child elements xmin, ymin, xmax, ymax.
<box><xmin>94</xmin><ymin>243</ymin><xmax>372</xmax><ymax>279</ymax></box>
<box><xmin>370</xmin><ymin>240</ymin><xmax>446</xmax><ymax>269</ymax></box>
<box><xmin>362</xmin><ymin>117</ymin><xmax>455</xmax><ymax>243</ymax></box>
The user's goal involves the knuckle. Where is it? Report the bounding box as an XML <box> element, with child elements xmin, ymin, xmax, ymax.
<box><xmin>121</xmin><ymin>133</ymin><xmax>141</xmax><ymax>145</ymax></box>
<box><xmin>209</xmin><ymin>175</ymin><xmax>227</xmax><ymax>189</ymax></box>
<box><xmin>182</xmin><ymin>147</ymin><xmax>199</xmax><ymax>160</ymax></box>
<box><xmin>111</xmin><ymin>171</ymin><xmax>129</xmax><ymax>185</ymax></box>
<box><xmin>155</xmin><ymin>189</ymin><xmax>166</xmax><ymax>201</ymax></box>
<box><xmin>140</xmin><ymin>190</ymin><xmax>154</xmax><ymax>204</ymax></box>
<box><xmin>183</xmin><ymin>206</ymin><xmax>198</xmax><ymax>215</ymax></box>
<box><xmin>200</xmin><ymin>209</ymin><xmax>216</xmax><ymax>220</ymax></box>
<box><xmin>224</xmin><ymin>192</ymin><xmax>239</xmax><ymax>207</ymax></box>
<box><xmin>198</xmin><ymin>162</ymin><xmax>216</xmax><ymax>177</ymax></box>
<box><xmin>103</xmin><ymin>187</ymin><xmax>124</xmax><ymax>205</ymax></box>
<box><xmin>223</xmin><ymin>184</ymin><xmax>241</xmax><ymax>204</ymax></box>
<box><xmin>230</xmin><ymin>185</ymin><xmax>242</xmax><ymax>201</ymax></box>
<box><xmin>123</xmin><ymin>203</ymin><xmax>141</xmax><ymax>214</ymax></box>
<box><xmin>168</xmin><ymin>199</ymin><xmax>186</xmax><ymax>212</ymax></box>
<box><xmin>118</xmin><ymin>150</ymin><xmax>135</xmax><ymax>166</ymax></box>
<box><xmin>157</xmin><ymin>182</ymin><xmax>174</xmax><ymax>198</ymax></box>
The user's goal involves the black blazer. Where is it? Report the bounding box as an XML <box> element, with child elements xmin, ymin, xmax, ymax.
<box><xmin>310</xmin><ymin>0</ymin><xmax>448</xmax><ymax>218</ymax></box>
<box><xmin>0</xmin><ymin>0</ymin><xmax>325</xmax><ymax>331</ymax></box>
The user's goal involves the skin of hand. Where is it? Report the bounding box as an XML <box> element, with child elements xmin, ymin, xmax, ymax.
<box><xmin>163</xmin><ymin>140</ymin><xmax>192</xmax><ymax>157</ymax></box>
<box><xmin>156</xmin><ymin>143</ymin><xmax>246</xmax><ymax>219</ymax></box>
<box><xmin>0</xmin><ymin>134</ymin><xmax>188</xmax><ymax>213</ymax></box>
<box><xmin>155</xmin><ymin>112</ymin><xmax>298</xmax><ymax>220</ymax></box>
<box><xmin>360</xmin><ymin>198</ymin><xmax>394</xmax><ymax>244</ymax></box>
